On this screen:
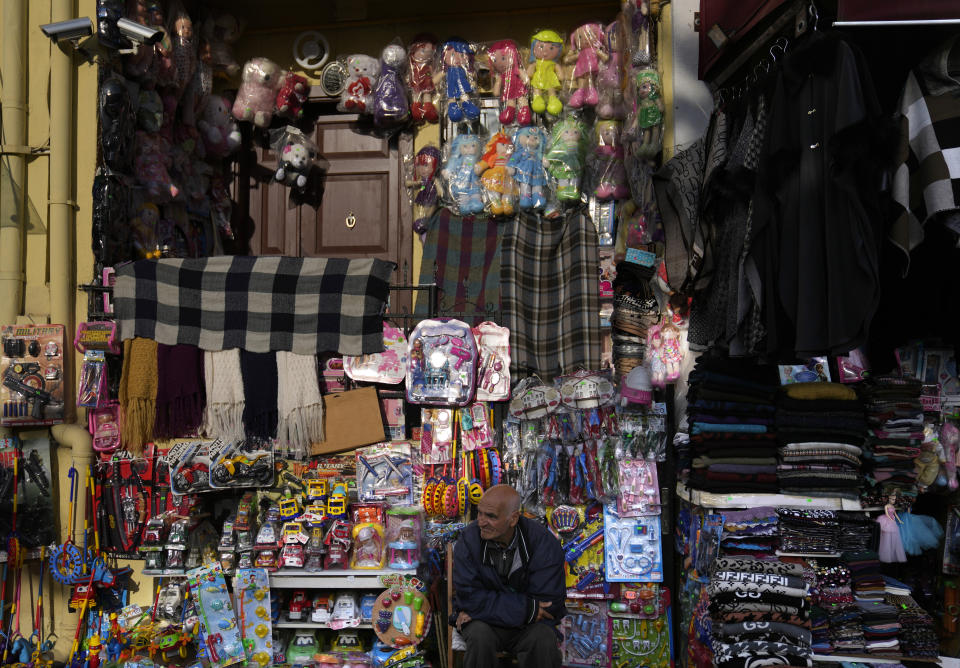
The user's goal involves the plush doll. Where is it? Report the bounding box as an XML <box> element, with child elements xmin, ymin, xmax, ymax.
<box><xmin>131</xmin><ymin>202</ymin><xmax>162</xmax><ymax>258</ymax></box>
<box><xmin>407</xmin><ymin>34</ymin><xmax>438</xmax><ymax>123</ymax></box>
<box><xmin>507</xmin><ymin>126</ymin><xmax>550</xmax><ymax>210</ymax></box>
<box><xmin>167</xmin><ymin>1</ymin><xmax>197</xmax><ymax>101</ymax></box>
<box><xmin>406</xmin><ymin>145</ymin><xmax>441</xmax><ymax>239</ymax></box>
<box><xmin>563</xmin><ymin>23</ymin><xmax>607</xmax><ymax>109</ymax></box>
<box><xmin>148</xmin><ymin>1</ymin><xmax>176</xmax><ymax>88</ymax></box>
<box><xmin>631</xmin><ymin>69</ymin><xmax>664</xmax><ymax>159</ymax></box>
<box><xmin>134</xmin><ymin>130</ymin><xmax>178</xmax><ymax>201</ymax></box>
<box><xmin>597</xmin><ymin>21</ymin><xmax>626</xmax><ymax>120</ymax></box>
<box><xmin>339</xmin><ymin>54</ymin><xmax>380</xmax><ymax>113</ymax></box>
<box><xmin>232</xmin><ymin>57</ymin><xmax>281</xmax><ymax>128</ymax></box>
<box><xmin>526</xmin><ymin>29</ymin><xmax>565</xmax><ymax>117</ymax></box>
<box><xmin>373</xmin><ymin>44</ymin><xmax>410</xmax><ymax>130</ymax></box>
<box><xmin>487</xmin><ymin>39</ymin><xmax>530</xmax><ymax>126</ymax></box>
<box><xmin>201</xmin><ymin>10</ymin><xmax>243</xmax><ymax>79</ymax></box>
<box><xmin>477</xmin><ymin>132</ymin><xmax>517</xmax><ymax>217</ymax></box>
<box><xmin>440</xmin><ymin>134</ymin><xmax>485</xmax><ymax>216</ymax></box>
<box><xmin>197</xmin><ymin>95</ymin><xmax>241</xmax><ymax>158</ymax></box>
<box><xmin>137</xmin><ymin>89</ymin><xmax>163</xmax><ymax>132</ymax></box>
<box><xmin>274</xmin><ymin>129</ymin><xmax>319</xmax><ymax>190</ymax></box>
<box><xmin>545</xmin><ymin>116</ymin><xmax>589</xmax><ymax>202</ymax></box>
<box><xmin>435</xmin><ymin>39</ymin><xmax>480</xmax><ymax>123</ymax></box>
<box><xmin>276</xmin><ymin>71</ymin><xmax>309</xmax><ymax>121</ymax></box>
<box><xmin>592</xmin><ymin>120</ymin><xmax>630</xmax><ymax>200</ymax></box>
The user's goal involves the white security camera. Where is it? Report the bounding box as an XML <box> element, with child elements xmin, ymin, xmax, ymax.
<box><xmin>40</xmin><ymin>17</ymin><xmax>94</xmax><ymax>43</ymax></box>
<box><xmin>116</xmin><ymin>18</ymin><xmax>163</xmax><ymax>45</ymax></box>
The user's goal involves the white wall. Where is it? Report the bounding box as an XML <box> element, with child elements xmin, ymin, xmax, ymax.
<box><xmin>669</xmin><ymin>0</ymin><xmax>713</xmax><ymax>152</ymax></box>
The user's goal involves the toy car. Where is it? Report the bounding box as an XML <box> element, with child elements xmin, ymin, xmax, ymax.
<box><xmin>331</xmin><ymin>629</ymin><xmax>363</xmax><ymax>652</ymax></box>
<box><xmin>156</xmin><ymin>584</ymin><xmax>183</xmax><ymax>620</ymax></box>
<box><xmin>286</xmin><ymin>630</ymin><xmax>319</xmax><ymax>668</ymax></box>
<box><xmin>173</xmin><ymin>462</ymin><xmax>209</xmax><ymax>493</ymax></box>
<box><xmin>280</xmin><ymin>544</ymin><xmax>305</xmax><ymax>568</ymax></box>
<box><xmin>212</xmin><ymin>453</ymin><xmax>274</xmax><ymax>486</ymax></box>
<box><xmin>254</xmin><ymin>550</ymin><xmax>277</xmax><ymax>570</ymax></box>
<box><xmin>311</xmin><ymin>594</ymin><xmax>332</xmax><ymax>624</ymax></box>
<box><xmin>282</xmin><ymin>521</ymin><xmax>309</xmax><ymax>545</ymax></box>
<box><xmin>306</xmin><ymin>478</ymin><xmax>328</xmax><ymax>501</ymax></box>
<box><xmin>288</xmin><ymin>590</ymin><xmax>310</xmax><ymax>621</ymax></box>
<box><xmin>254</xmin><ymin>522</ymin><xmax>279</xmax><ymax>549</ymax></box>
<box><xmin>234</xmin><ymin>493</ymin><xmax>255</xmax><ymax>530</ymax></box>
<box><xmin>332</xmin><ymin>592</ymin><xmax>359</xmax><ymax>622</ymax></box>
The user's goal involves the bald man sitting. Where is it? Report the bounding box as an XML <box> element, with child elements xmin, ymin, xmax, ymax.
<box><xmin>449</xmin><ymin>484</ymin><xmax>565</xmax><ymax>668</ymax></box>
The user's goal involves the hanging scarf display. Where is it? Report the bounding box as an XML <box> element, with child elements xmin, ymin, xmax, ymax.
<box><xmin>203</xmin><ymin>349</ymin><xmax>245</xmax><ymax>443</ymax></box>
<box><xmin>154</xmin><ymin>344</ymin><xmax>205</xmax><ymax>439</ymax></box>
<box><xmin>119</xmin><ymin>337</ymin><xmax>158</xmax><ymax>453</ymax></box>
<box><xmin>275</xmin><ymin>351</ymin><xmax>324</xmax><ymax>460</ymax></box>
<box><xmin>240</xmin><ymin>350</ymin><xmax>278</xmax><ymax>442</ymax></box>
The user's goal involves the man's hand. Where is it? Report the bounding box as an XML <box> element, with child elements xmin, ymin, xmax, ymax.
<box><xmin>534</xmin><ymin>601</ymin><xmax>553</xmax><ymax>622</ymax></box>
<box><xmin>455</xmin><ymin>611</ymin><xmax>472</xmax><ymax>632</ymax></box>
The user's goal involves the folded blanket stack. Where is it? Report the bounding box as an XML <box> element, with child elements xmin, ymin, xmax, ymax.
<box><xmin>809</xmin><ymin>606</ymin><xmax>832</xmax><ymax>653</ymax></box>
<box><xmin>719</xmin><ymin>507</ymin><xmax>780</xmax><ymax>557</ymax></box>
<box><xmin>686</xmin><ymin>358</ymin><xmax>781</xmax><ymax>493</ymax></box>
<box><xmin>708</xmin><ymin>556</ymin><xmax>814</xmax><ymax>667</ymax></box>
<box><xmin>857</xmin><ymin>599</ymin><xmax>901</xmax><ymax>654</ymax></box>
<box><xmin>836</xmin><ymin>511</ymin><xmax>878</xmax><ymax>553</ymax></box>
<box><xmin>887</xmin><ymin>593</ymin><xmax>939</xmax><ymax>658</ymax></box>
<box><xmin>858</xmin><ymin>376</ymin><xmax>924</xmax><ymax>508</ymax></box>
<box><xmin>775</xmin><ymin>383</ymin><xmax>866</xmax><ymax>499</ymax></box>
<box><xmin>826</xmin><ymin>603</ymin><xmax>865</xmax><ymax>654</ymax></box>
<box><xmin>777</xmin><ymin>508</ymin><xmax>840</xmax><ymax>555</ymax></box>
<box><xmin>843</xmin><ymin>550</ymin><xmax>885</xmax><ymax>601</ymax></box>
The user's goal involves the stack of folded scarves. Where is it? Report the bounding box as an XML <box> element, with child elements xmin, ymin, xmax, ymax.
<box><xmin>858</xmin><ymin>376</ymin><xmax>924</xmax><ymax>507</ymax></box>
<box><xmin>813</xmin><ymin>560</ymin><xmax>864</xmax><ymax>655</ymax></box>
<box><xmin>809</xmin><ymin>606</ymin><xmax>832</xmax><ymax>653</ymax></box>
<box><xmin>843</xmin><ymin>550</ymin><xmax>885</xmax><ymax>601</ymax></box>
<box><xmin>775</xmin><ymin>382</ymin><xmax>866</xmax><ymax>500</ymax></box>
<box><xmin>856</xmin><ymin>599</ymin><xmax>901</xmax><ymax>654</ymax></box>
<box><xmin>777</xmin><ymin>508</ymin><xmax>840</xmax><ymax>554</ymax></box>
<box><xmin>827</xmin><ymin>604</ymin><xmax>866</xmax><ymax>654</ymax></box>
<box><xmin>836</xmin><ymin>512</ymin><xmax>877</xmax><ymax>553</ymax></box>
<box><xmin>687</xmin><ymin>358</ymin><xmax>780</xmax><ymax>493</ymax></box>
<box><xmin>707</xmin><ymin>555</ymin><xmax>813</xmax><ymax>667</ymax></box>
<box><xmin>887</xmin><ymin>593</ymin><xmax>939</xmax><ymax>658</ymax></box>
<box><xmin>719</xmin><ymin>506</ymin><xmax>780</xmax><ymax>557</ymax></box>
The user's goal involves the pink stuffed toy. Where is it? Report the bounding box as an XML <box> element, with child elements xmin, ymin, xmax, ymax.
<box><xmin>134</xmin><ymin>130</ymin><xmax>179</xmax><ymax>202</ymax></box>
<box><xmin>232</xmin><ymin>57</ymin><xmax>281</xmax><ymax>128</ymax></box>
<box><xmin>197</xmin><ymin>94</ymin><xmax>241</xmax><ymax>158</ymax></box>
<box><xmin>276</xmin><ymin>71</ymin><xmax>309</xmax><ymax>121</ymax></box>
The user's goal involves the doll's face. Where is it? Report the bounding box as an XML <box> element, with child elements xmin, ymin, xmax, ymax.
<box><xmin>175</xmin><ymin>15</ymin><xmax>193</xmax><ymax>41</ymax></box>
<box><xmin>444</xmin><ymin>48</ymin><xmax>468</xmax><ymax>67</ymax></box>
<box><xmin>490</xmin><ymin>49</ymin><xmax>514</xmax><ymax>73</ymax></box>
<box><xmin>637</xmin><ymin>80</ymin><xmax>654</xmax><ymax>98</ymax></box>
<box><xmin>416</xmin><ymin>160</ymin><xmax>435</xmax><ymax>179</ymax></box>
<box><xmin>560</xmin><ymin>127</ymin><xmax>581</xmax><ymax>144</ymax></box>
<box><xmin>460</xmin><ymin>139</ymin><xmax>479</xmax><ymax>157</ymax></box>
<box><xmin>495</xmin><ymin>141</ymin><xmax>511</xmax><ymax>157</ymax></box>
<box><xmin>412</xmin><ymin>43</ymin><xmax>435</xmax><ymax>63</ymax></box>
<box><xmin>532</xmin><ymin>40</ymin><xmax>562</xmax><ymax>62</ymax></box>
<box><xmin>520</xmin><ymin>132</ymin><xmax>540</xmax><ymax>149</ymax></box>
<box><xmin>599</xmin><ymin>124</ymin><xmax>618</xmax><ymax>145</ymax></box>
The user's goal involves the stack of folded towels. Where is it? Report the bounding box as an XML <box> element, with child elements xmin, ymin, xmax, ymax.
<box><xmin>775</xmin><ymin>382</ymin><xmax>867</xmax><ymax>500</ymax></box>
<box><xmin>719</xmin><ymin>507</ymin><xmax>780</xmax><ymax>557</ymax></box>
<box><xmin>708</xmin><ymin>555</ymin><xmax>813</xmax><ymax>667</ymax></box>
<box><xmin>858</xmin><ymin>376</ymin><xmax>924</xmax><ymax>507</ymax></box>
<box><xmin>777</xmin><ymin>508</ymin><xmax>841</xmax><ymax>555</ymax></box>
<box><xmin>686</xmin><ymin>358</ymin><xmax>780</xmax><ymax>493</ymax></box>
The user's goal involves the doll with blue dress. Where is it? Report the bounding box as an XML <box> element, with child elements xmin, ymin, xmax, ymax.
<box><xmin>507</xmin><ymin>126</ymin><xmax>550</xmax><ymax>211</ymax></box>
<box><xmin>440</xmin><ymin>134</ymin><xmax>485</xmax><ymax>216</ymax></box>
<box><xmin>434</xmin><ymin>39</ymin><xmax>480</xmax><ymax>123</ymax></box>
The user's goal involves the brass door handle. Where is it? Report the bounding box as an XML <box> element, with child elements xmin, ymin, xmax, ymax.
<box><xmin>345</xmin><ymin>212</ymin><xmax>357</xmax><ymax>228</ymax></box>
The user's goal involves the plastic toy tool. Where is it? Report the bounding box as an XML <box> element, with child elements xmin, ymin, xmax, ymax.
<box><xmin>603</xmin><ymin>504</ymin><xmax>663</xmax><ymax>582</ymax></box>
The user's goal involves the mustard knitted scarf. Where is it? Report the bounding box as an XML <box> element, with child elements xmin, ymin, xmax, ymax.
<box><xmin>119</xmin><ymin>337</ymin><xmax>158</xmax><ymax>453</ymax></box>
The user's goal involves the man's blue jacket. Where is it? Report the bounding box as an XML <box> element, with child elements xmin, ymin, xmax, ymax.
<box><xmin>449</xmin><ymin>515</ymin><xmax>567</xmax><ymax>628</ymax></box>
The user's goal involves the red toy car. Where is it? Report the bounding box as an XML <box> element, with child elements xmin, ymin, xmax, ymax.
<box><xmin>288</xmin><ymin>590</ymin><xmax>309</xmax><ymax>621</ymax></box>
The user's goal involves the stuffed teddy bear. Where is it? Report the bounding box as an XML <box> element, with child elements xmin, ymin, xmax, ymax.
<box><xmin>198</xmin><ymin>94</ymin><xmax>241</xmax><ymax>158</ymax></box>
<box><xmin>339</xmin><ymin>54</ymin><xmax>380</xmax><ymax>113</ymax></box>
<box><xmin>275</xmin><ymin>141</ymin><xmax>315</xmax><ymax>189</ymax></box>
<box><xmin>232</xmin><ymin>57</ymin><xmax>281</xmax><ymax>128</ymax></box>
<box><xmin>276</xmin><ymin>71</ymin><xmax>309</xmax><ymax>121</ymax></box>
<box><xmin>201</xmin><ymin>10</ymin><xmax>243</xmax><ymax>79</ymax></box>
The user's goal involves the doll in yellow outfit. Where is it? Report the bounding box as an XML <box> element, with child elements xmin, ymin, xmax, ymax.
<box><xmin>526</xmin><ymin>29</ymin><xmax>565</xmax><ymax>117</ymax></box>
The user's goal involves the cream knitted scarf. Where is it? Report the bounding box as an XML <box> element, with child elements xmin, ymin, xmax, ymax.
<box><xmin>202</xmin><ymin>348</ymin><xmax>245</xmax><ymax>443</ymax></box>
<box><xmin>275</xmin><ymin>351</ymin><xmax>324</xmax><ymax>460</ymax></box>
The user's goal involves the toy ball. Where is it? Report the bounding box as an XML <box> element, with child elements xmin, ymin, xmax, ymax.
<box><xmin>468</xmin><ymin>482</ymin><xmax>483</xmax><ymax>504</ymax></box>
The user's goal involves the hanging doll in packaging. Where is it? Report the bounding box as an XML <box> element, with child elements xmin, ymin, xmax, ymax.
<box><xmin>626</xmin><ymin>0</ymin><xmax>655</xmax><ymax>67</ymax></box>
<box><xmin>592</xmin><ymin>120</ymin><xmax>630</xmax><ymax>201</ymax></box>
<box><xmin>488</xmin><ymin>39</ymin><xmax>531</xmax><ymax>126</ymax></box>
<box><xmin>563</xmin><ymin>22</ymin><xmax>608</xmax><ymax>109</ymax></box>
<box><xmin>477</xmin><ymin>132</ymin><xmax>518</xmax><ymax>217</ymax></box>
<box><xmin>507</xmin><ymin>126</ymin><xmax>550</xmax><ymax>211</ymax></box>
<box><xmin>232</xmin><ymin>57</ymin><xmax>281</xmax><ymax>128</ymax></box>
<box><xmin>597</xmin><ymin>21</ymin><xmax>626</xmax><ymax>119</ymax></box>
<box><xmin>339</xmin><ymin>54</ymin><xmax>380</xmax><ymax>114</ymax></box>
<box><xmin>435</xmin><ymin>39</ymin><xmax>480</xmax><ymax>123</ymax></box>
<box><xmin>135</xmin><ymin>130</ymin><xmax>179</xmax><ymax>201</ymax></box>
<box><xmin>197</xmin><ymin>94</ymin><xmax>241</xmax><ymax>158</ymax></box>
<box><xmin>200</xmin><ymin>9</ymin><xmax>243</xmax><ymax>79</ymax></box>
<box><xmin>407</xmin><ymin>145</ymin><xmax>441</xmax><ymax>240</ymax></box>
<box><xmin>628</xmin><ymin>68</ymin><xmax>664</xmax><ymax>159</ymax></box>
<box><xmin>545</xmin><ymin>116</ymin><xmax>589</xmax><ymax>203</ymax></box>
<box><xmin>526</xmin><ymin>29</ymin><xmax>565</xmax><ymax>118</ymax></box>
<box><xmin>276</xmin><ymin>71</ymin><xmax>310</xmax><ymax>121</ymax></box>
<box><xmin>440</xmin><ymin>134</ymin><xmax>485</xmax><ymax>216</ymax></box>
<box><xmin>645</xmin><ymin>321</ymin><xmax>683</xmax><ymax>387</ymax></box>
<box><xmin>272</xmin><ymin>127</ymin><xmax>321</xmax><ymax>190</ymax></box>
<box><xmin>167</xmin><ymin>1</ymin><xmax>197</xmax><ymax>103</ymax></box>
<box><xmin>407</xmin><ymin>34</ymin><xmax>439</xmax><ymax>123</ymax></box>
<box><xmin>373</xmin><ymin>43</ymin><xmax>411</xmax><ymax>130</ymax></box>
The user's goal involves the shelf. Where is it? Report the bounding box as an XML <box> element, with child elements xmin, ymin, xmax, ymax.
<box><xmin>270</xmin><ymin>568</ymin><xmax>416</xmax><ymax>588</ymax></box>
<box><xmin>676</xmin><ymin>482</ymin><xmax>863</xmax><ymax>510</ymax></box>
<box><xmin>775</xmin><ymin>551</ymin><xmax>841</xmax><ymax>559</ymax></box>
<box><xmin>274</xmin><ymin>621</ymin><xmax>372</xmax><ymax>629</ymax></box>
<box><xmin>812</xmin><ymin>653</ymin><xmax>941</xmax><ymax>664</ymax></box>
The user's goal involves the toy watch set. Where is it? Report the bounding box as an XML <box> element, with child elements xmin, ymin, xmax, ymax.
<box><xmin>1</xmin><ymin>324</ymin><xmax>65</xmax><ymax>425</ymax></box>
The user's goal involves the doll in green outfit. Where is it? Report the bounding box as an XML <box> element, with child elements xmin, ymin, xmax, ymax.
<box><xmin>526</xmin><ymin>29</ymin><xmax>565</xmax><ymax>117</ymax></box>
<box><xmin>544</xmin><ymin>116</ymin><xmax>589</xmax><ymax>202</ymax></box>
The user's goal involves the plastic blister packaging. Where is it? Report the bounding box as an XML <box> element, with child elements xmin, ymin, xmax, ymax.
<box><xmin>386</xmin><ymin>507</ymin><xmax>422</xmax><ymax>570</ymax></box>
<box><xmin>235</xmin><ymin>568</ymin><xmax>273</xmax><ymax>667</ymax></box>
<box><xmin>563</xmin><ymin>23</ymin><xmax>608</xmax><ymax>110</ymax></box>
<box><xmin>592</xmin><ymin>120</ymin><xmax>630</xmax><ymax>201</ymax></box>
<box><xmin>437</xmin><ymin>38</ymin><xmax>480</xmax><ymax>123</ymax></box>
<box><xmin>187</xmin><ymin>562</ymin><xmax>247</xmax><ymax>667</ymax></box>
<box><xmin>477</xmin><ymin>132</ymin><xmax>518</xmax><ymax>218</ymax></box>
<box><xmin>406</xmin><ymin>318</ymin><xmax>478</xmax><ymax>406</ymax></box>
<box><xmin>420</xmin><ymin>408</ymin><xmax>455</xmax><ymax>464</ymax></box>
<box><xmin>561</xmin><ymin>602</ymin><xmax>610</xmax><ymax>667</ymax></box>
<box><xmin>339</xmin><ymin>54</ymin><xmax>380</xmax><ymax>114</ymax></box>
<box><xmin>350</xmin><ymin>522</ymin><xmax>386</xmax><ymax>569</ymax></box>
<box><xmin>373</xmin><ymin>42</ymin><xmax>411</xmax><ymax>130</ymax></box>
<box><xmin>473</xmin><ymin>321</ymin><xmax>511</xmax><ymax>402</ymax></box>
<box><xmin>487</xmin><ymin>39</ymin><xmax>531</xmax><ymax>126</ymax></box>
<box><xmin>440</xmin><ymin>134</ymin><xmax>486</xmax><ymax>216</ymax></box>
<box><xmin>169</xmin><ymin>439</ymin><xmax>214</xmax><ymax>494</ymax></box>
<box><xmin>343</xmin><ymin>323</ymin><xmax>408</xmax><ymax>384</ymax></box>
<box><xmin>617</xmin><ymin>458</ymin><xmax>660</xmax><ymax>516</ymax></box>
<box><xmin>1</xmin><ymin>324</ymin><xmax>65</xmax><ymax>426</ymax></box>
<box><xmin>209</xmin><ymin>439</ymin><xmax>274</xmax><ymax>489</ymax></box>
<box><xmin>603</xmin><ymin>504</ymin><xmax>662</xmax><ymax>582</ymax></box>
<box><xmin>545</xmin><ymin>116</ymin><xmax>590</xmax><ymax>206</ymax></box>
<box><xmin>356</xmin><ymin>442</ymin><xmax>413</xmax><ymax>504</ymax></box>
<box><xmin>507</xmin><ymin>126</ymin><xmax>550</xmax><ymax>211</ymax></box>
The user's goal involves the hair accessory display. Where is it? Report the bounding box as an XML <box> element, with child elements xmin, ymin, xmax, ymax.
<box><xmin>344</xmin><ymin>324</ymin><xmax>409</xmax><ymax>385</ymax></box>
